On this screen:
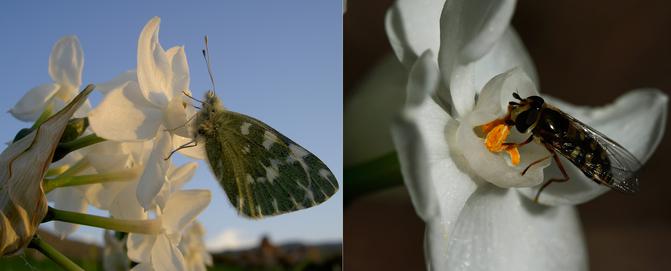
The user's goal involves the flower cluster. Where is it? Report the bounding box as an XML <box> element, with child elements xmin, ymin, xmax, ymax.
<box><xmin>4</xmin><ymin>17</ymin><xmax>212</xmax><ymax>271</ymax></box>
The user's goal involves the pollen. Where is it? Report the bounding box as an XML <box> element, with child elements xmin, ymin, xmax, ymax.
<box><xmin>482</xmin><ymin>120</ymin><xmax>521</xmax><ymax>166</ymax></box>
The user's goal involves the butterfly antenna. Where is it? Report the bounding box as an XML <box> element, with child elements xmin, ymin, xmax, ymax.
<box><xmin>202</xmin><ymin>35</ymin><xmax>217</xmax><ymax>92</ymax></box>
<box><xmin>182</xmin><ymin>90</ymin><xmax>204</xmax><ymax>104</ymax></box>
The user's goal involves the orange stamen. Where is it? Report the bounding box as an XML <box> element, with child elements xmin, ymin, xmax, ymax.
<box><xmin>484</xmin><ymin>124</ymin><xmax>509</xmax><ymax>152</ymax></box>
<box><xmin>482</xmin><ymin>120</ymin><xmax>521</xmax><ymax>166</ymax></box>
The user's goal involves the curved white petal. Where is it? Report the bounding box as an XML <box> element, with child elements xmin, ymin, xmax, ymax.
<box><xmin>166</xmin><ymin>46</ymin><xmax>190</xmax><ymax>97</ymax></box>
<box><xmin>438</xmin><ymin>0</ymin><xmax>516</xmax><ymax>76</ymax></box>
<box><xmin>173</xmin><ymin>135</ymin><xmax>206</xmax><ymax>160</ymax></box>
<box><xmin>137</xmin><ymin>17</ymin><xmax>172</xmax><ymax>107</ymax></box>
<box><xmin>385</xmin><ymin>0</ymin><xmax>444</xmax><ymax>67</ymax></box>
<box><xmin>110</xmin><ymin>182</ymin><xmax>147</xmax><ymax>220</ymax></box>
<box><xmin>9</xmin><ymin>83</ymin><xmax>59</xmax><ymax>122</ymax></box>
<box><xmin>137</xmin><ymin>133</ymin><xmax>172</xmax><ymax>210</ymax></box>
<box><xmin>443</xmin><ymin>185</ymin><xmax>588</xmax><ymax>271</ymax></box>
<box><xmin>127</xmin><ymin>233</ymin><xmax>155</xmax><ymax>262</ymax></box>
<box><xmin>49</xmin><ymin>36</ymin><xmax>83</xmax><ymax>89</ymax></box>
<box><xmin>51</xmin><ymin>187</ymin><xmax>87</xmax><ymax>238</ymax></box>
<box><xmin>167</xmin><ymin>162</ymin><xmax>198</xmax><ymax>190</ymax></box>
<box><xmin>345</xmin><ymin>56</ymin><xmax>407</xmax><ymax>166</ymax></box>
<box><xmin>519</xmin><ymin>89</ymin><xmax>668</xmax><ymax>205</ymax></box>
<box><xmin>441</xmin><ymin>28</ymin><xmax>536</xmax><ymax>118</ymax></box>
<box><xmin>163</xmin><ymin>97</ymin><xmax>192</xmax><ymax>138</ymax></box>
<box><xmin>393</xmin><ymin>50</ymin><xmax>477</xmax><ymax>223</ymax></box>
<box><xmin>88</xmin><ymin>81</ymin><xmax>163</xmax><ymax>141</ymax></box>
<box><xmin>152</xmin><ymin>234</ymin><xmax>187</xmax><ymax>271</ymax></box>
<box><xmin>97</xmin><ymin>70</ymin><xmax>138</xmax><ymax>94</ymax></box>
<box><xmin>162</xmin><ymin>190</ymin><xmax>211</xmax><ymax>235</ymax></box>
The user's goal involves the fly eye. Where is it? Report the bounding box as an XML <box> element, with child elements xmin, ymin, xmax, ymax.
<box><xmin>515</xmin><ymin>108</ymin><xmax>540</xmax><ymax>133</ymax></box>
<box><xmin>198</xmin><ymin>127</ymin><xmax>206</xmax><ymax>135</ymax></box>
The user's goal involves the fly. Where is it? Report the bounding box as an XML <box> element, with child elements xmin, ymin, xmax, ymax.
<box><xmin>483</xmin><ymin>93</ymin><xmax>641</xmax><ymax>202</ymax></box>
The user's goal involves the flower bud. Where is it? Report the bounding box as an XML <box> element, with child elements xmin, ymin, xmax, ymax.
<box><xmin>0</xmin><ymin>85</ymin><xmax>93</xmax><ymax>255</ymax></box>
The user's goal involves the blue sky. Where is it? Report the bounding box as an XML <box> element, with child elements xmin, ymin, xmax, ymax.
<box><xmin>0</xmin><ymin>1</ymin><xmax>342</xmax><ymax>249</ymax></box>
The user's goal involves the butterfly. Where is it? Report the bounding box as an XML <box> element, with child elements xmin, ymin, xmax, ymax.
<box><xmin>182</xmin><ymin>37</ymin><xmax>339</xmax><ymax>219</ymax></box>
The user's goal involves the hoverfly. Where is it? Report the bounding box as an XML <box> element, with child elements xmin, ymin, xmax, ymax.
<box><xmin>502</xmin><ymin>93</ymin><xmax>641</xmax><ymax>201</ymax></box>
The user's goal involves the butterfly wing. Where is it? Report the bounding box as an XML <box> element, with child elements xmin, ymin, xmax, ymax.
<box><xmin>204</xmin><ymin>110</ymin><xmax>339</xmax><ymax>219</ymax></box>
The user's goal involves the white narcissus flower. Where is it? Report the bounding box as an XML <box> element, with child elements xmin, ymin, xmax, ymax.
<box><xmin>178</xmin><ymin>221</ymin><xmax>212</xmax><ymax>271</ymax></box>
<box><xmin>343</xmin><ymin>0</ymin><xmax>670</xmax><ymax>270</ymax></box>
<box><xmin>88</xmin><ymin>16</ymin><xmax>204</xmax><ymax>211</ymax></box>
<box><xmin>10</xmin><ymin>36</ymin><xmax>90</xmax><ymax>122</ymax></box>
<box><xmin>126</xmin><ymin>189</ymin><xmax>211</xmax><ymax>271</ymax></box>
<box><xmin>0</xmin><ymin>86</ymin><xmax>92</xmax><ymax>255</ymax></box>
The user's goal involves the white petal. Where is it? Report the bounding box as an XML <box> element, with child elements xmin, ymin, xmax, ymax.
<box><xmin>88</xmin><ymin>82</ymin><xmax>163</xmax><ymax>141</ymax></box>
<box><xmin>459</xmin><ymin>68</ymin><xmax>550</xmax><ymax>188</ymax></box>
<box><xmin>152</xmin><ymin>234</ymin><xmax>187</xmax><ymax>271</ymax></box>
<box><xmin>137</xmin><ymin>17</ymin><xmax>172</xmax><ymax>107</ymax></box>
<box><xmin>443</xmin><ymin>185</ymin><xmax>588</xmax><ymax>271</ymax></box>
<box><xmin>457</xmin><ymin>0</ymin><xmax>517</xmax><ymax>61</ymax></box>
<box><xmin>345</xmin><ymin>56</ymin><xmax>407</xmax><ymax>166</ymax></box>
<box><xmin>110</xmin><ymin>182</ymin><xmax>147</xmax><ymax>220</ymax></box>
<box><xmin>51</xmin><ymin>187</ymin><xmax>87</xmax><ymax>238</ymax></box>
<box><xmin>167</xmin><ymin>162</ymin><xmax>198</xmax><ymax>190</ymax></box>
<box><xmin>438</xmin><ymin>0</ymin><xmax>516</xmax><ymax>75</ymax></box>
<box><xmin>163</xmin><ymin>97</ymin><xmax>191</xmax><ymax>138</ymax></box>
<box><xmin>393</xmin><ymin>51</ymin><xmax>476</xmax><ymax>222</ymax></box>
<box><xmin>127</xmin><ymin>233</ymin><xmax>155</xmax><ymax>262</ymax></box>
<box><xmin>385</xmin><ymin>0</ymin><xmax>444</xmax><ymax>67</ymax></box>
<box><xmin>130</xmin><ymin>262</ymin><xmax>154</xmax><ymax>271</ymax></box>
<box><xmin>519</xmin><ymin>89</ymin><xmax>668</xmax><ymax>205</ymax></box>
<box><xmin>49</xmin><ymin>36</ymin><xmax>83</xmax><ymax>88</ymax></box>
<box><xmin>162</xmin><ymin>190</ymin><xmax>211</xmax><ymax>235</ymax></box>
<box><xmin>173</xmin><ymin>135</ymin><xmax>206</xmax><ymax>160</ymax></box>
<box><xmin>442</xmin><ymin>28</ymin><xmax>538</xmax><ymax>116</ymax></box>
<box><xmin>9</xmin><ymin>83</ymin><xmax>59</xmax><ymax>122</ymax></box>
<box><xmin>137</xmin><ymin>133</ymin><xmax>172</xmax><ymax>210</ymax></box>
<box><xmin>166</xmin><ymin>46</ymin><xmax>190</xmax><ymax>97</ymax></box>
<box><xmin>97</xmin><ymin>70</ymin><xmax>138</xmax><ymax>94</ymax></box>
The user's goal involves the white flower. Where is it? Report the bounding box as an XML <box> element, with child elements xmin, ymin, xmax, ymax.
<box><xmin>10</xmin><ymin>36</ymin><xmax>90</xmax><ymax>122</ymax></box>
<box><xmin>0</xmin><ymin>86</ymin><xmax>92</xmax><ymax>255</ymax></box>
<box><xmin>126</xmin><ymin>189</ymin><xmax>211</xmax><ymax>271</ymax></box>
<box><xmin>178</xmin><ymin>221</ymin><xmax>212</xmax><ymax>271</ymax></box>
<box><xmin>88</xmin><ymin>16</ymin><xmax>204</xmax><ymax>210</ymax></box>
<box><xmin>88</xmin><ymin>17</ymin><xmax>195</xmax><ymax>141</ymax></box>
<box><xmin>355</xmin><ymin>0</ymin><xmax>670</xmax><ymax>270</ymax></box>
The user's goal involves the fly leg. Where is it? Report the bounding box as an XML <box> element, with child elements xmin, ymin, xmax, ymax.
<box><xmin>503</xmin><ymin>135</ymin><xmax>534</xmax><ymax>149</ymax></box>
<box><xmin>533</xmin><ymin>145</ymin><xmax>570</xmax><ymax>203</ymax></box>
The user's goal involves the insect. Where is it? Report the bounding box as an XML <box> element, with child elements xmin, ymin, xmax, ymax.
<box><xmin>491</xmin><ymin>92</ymin><xmax>641</xmax><ymax>202</ymax></box>
<box><xmin>178</xmin><ymin>37</ymin><xmax>339</xmax><ymax>218</ymax></box>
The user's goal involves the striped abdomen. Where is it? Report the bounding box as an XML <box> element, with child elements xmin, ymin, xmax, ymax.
<box><xmin>533</xmin><ymin>108</ymin><xmax>613</xmax><ymax>185</ymax></box>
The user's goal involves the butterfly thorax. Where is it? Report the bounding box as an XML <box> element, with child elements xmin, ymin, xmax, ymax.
<box><xmin>194</xmin><ymin>90</ymin><xmax>225</xmax><ymax>139</ymax></box>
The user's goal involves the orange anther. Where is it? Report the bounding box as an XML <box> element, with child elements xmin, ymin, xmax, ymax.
<box><xmin>506</xmin><ymin>146</ymin><xmax>521</xmax><ymax>165</ymax></box>
<box><xmin>484</xmin><ymin>124</ymin><xmax>510</xmax><ymax>152</ymax></box>
<box><xmin>482</xmin><ymin>120</ymin><xmax>521</xmax><ymax>166</ymax></box>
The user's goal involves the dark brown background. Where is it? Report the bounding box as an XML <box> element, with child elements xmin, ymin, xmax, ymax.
<box><xmin>344</xmin><ymin>1</ymin><xmax>671</xmax><ymax>270</ymax></box>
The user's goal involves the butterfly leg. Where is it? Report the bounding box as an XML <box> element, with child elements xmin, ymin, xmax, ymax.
<box><xmin>165</xmin><ymin>140</ymin><xmax>198</xmax><ymax>160</ymax></box>
<box><xmin>164</xmin><ymin>114</ymin><xmax>198</xmax><ymax>133</ymax></box>
<box><xmin>533</xmin><ymin>146</ymin><xmax>570</xmax><ymax>203</ymax></box>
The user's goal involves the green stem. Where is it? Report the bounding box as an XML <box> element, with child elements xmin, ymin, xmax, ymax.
<box><xmin>44</xmin><ymin>207</ymin><xmax>162</xmax><ymax>235</ymax></box>
<box><xmin>52</xmin><ymin>134</ymin><xmax>106</xmax><ymax>162</ymax></box>
<box><xmin>44</xmin><ymin>167</ymin><xmax>139</xmax><ymax>193</ymax></box>
<box><xmin>344</xmin><ymin>152</ymin><xmax>403</xmax><ymax>206</ymax></box>
<box><xmin>28</xmin><ymin>235</ymin><xmax>83</xmax><ymax>271</ymax></box>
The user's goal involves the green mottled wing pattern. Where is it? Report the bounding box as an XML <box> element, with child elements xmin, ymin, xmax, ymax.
<box><xmin>204</xmin><ymin>110</ymin><xmax>339</xmax><ymax>218</ymax></box>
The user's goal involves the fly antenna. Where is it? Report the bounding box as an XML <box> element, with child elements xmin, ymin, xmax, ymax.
<box><xmin>202</xmin><ymin>35</ymin><xmax>216</xmax><ymax>92</ymax></box>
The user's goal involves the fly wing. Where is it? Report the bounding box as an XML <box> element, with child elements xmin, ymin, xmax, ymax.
<box><xmin>206</xmin><ymin>110</ymin><xmax>339</xmax><ymax>219</ymax></box>
<box><xmin>546</xmin><ymin>105</ymin><xmax>641</xmax><ymax>193</ymax></box>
